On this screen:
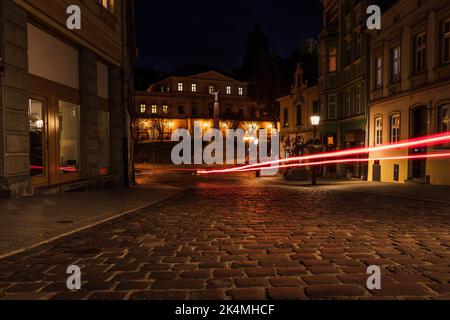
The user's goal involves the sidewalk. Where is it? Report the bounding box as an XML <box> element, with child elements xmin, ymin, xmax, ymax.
<box><xmin>272</xmin><ymin>177</ymin><xmax>450</xmax><ymax>204</ymax></box>
<box><xmin>0</xmin><ymin>183</ymin><xmax>182</xmax><ymax>259</ymax></box>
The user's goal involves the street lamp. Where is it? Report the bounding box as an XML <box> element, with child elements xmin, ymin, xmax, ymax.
<box><xmin>310</xmin><ymin>115</ymin><xmax>321</xmax><ymax>186</ymax></box>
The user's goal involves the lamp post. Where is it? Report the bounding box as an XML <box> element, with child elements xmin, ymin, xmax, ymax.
<box><xmin>310</xmin><ymin>115</ymin><xmax>321</xmax><ymax>186</ymax></box>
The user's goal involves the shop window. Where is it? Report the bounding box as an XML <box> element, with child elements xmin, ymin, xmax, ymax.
<box><xmin>58</xmin><ymin>101</ymin><xmax>81</xmax><ymax>174</ymax></box>
<box><xmin>98</xmin><ymin>110</ymin><xmax>110</xmax><ymax>176</ymax></box>
<box><xmin>29</xmin><ymin>99</ymin><xmax>45</xmax><ymax>177</ymax></box>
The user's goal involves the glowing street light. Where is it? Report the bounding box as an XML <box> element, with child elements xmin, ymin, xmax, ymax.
<box><xmin>310</xmin><ymin>115</ymin><xmax>321</xmax><ymax>186</ymax></box>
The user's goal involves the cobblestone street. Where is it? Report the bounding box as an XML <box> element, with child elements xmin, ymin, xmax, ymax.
<box><xmin>0</xmin><ymin>173</ymin><xmax>448</xmax><ymax>300</ymax></box>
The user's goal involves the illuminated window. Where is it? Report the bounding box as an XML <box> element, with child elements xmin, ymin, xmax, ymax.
<box><xmin>226</xmin><ymin>86</ymin><xmax>231</xmax><ymax>95</ymax></box>
<box><xmin>100</xmin><ymin>0</ymin><xmax>114</xmax><ymax>12</ymax></box>
<box><xmin>283</xmin><ymin>108</ymin><xmax>289</xmax><ymax>127</ymax></box>
<box><xmin>376</xmin><ymin>56</ymin><xmax>383</xmax><ymax>88</ymax></box>
<box><xmin>152</xmin><ymin>105</ymin><xmax>158</xmax><ymax>114</ymax></box>
<box><xmin>238</xmin><ymin>87</ymin><xmax>243</xmax><ymax>95</ymax></box>
<box><xmin>162</xmin><ymin>105</ymin><xmax>168</xmax><ymax>114</ymax></box>
<box><xmin>375</xmin><ymin>117</ymin><xmax>383</xmax><ymax>146</ymax></box>
<box><xmin>191</xmin><ymin>83</ymin><xmax>197</xmax><ymax>92</ymax></box>
<box><xmin>140</xmin><ymin>104</ymin><xmax>146</xmax><ymax>113</ymax></box>
<box><xmin>439</xmin><ymin>105</ymin><xmax>450</xmax><ymax>132</ymax></box>
<box><xmin>58</xmin><ymin>101</ymin><xmax>81</xmax><ymax>174</ymax></box>
<box><xmin>392</xmin><ymin>46</ymin><xmax>401</xmax><ymax>82</ymax></box>
<box><xmin>328</xmin><ymin>94</ymin><xmax>337</xmax><ymax>119</ymax></box>
<box><xmin>177</xmin><ymin>82</ymin><xmax>183</xmax><ymax>92</ymax></box>
<box><xmin>328</xmin><ymin>47</ymin><xmax>337</xmax><ymax>72</ymax></box>
<box><xmin>209</xmin><ymin>85</ymin><xmax>215</xmax><ymax>94</ymax></box>
<box><xmin>390</xmin><ymin>113</ymin><xmax>400</xmax><ymax>143</ymax></box>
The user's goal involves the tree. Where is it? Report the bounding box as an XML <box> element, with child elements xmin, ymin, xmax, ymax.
<box><xmin>150</xmin><ymin>115</ymin><xmax>170</xmax><ymax>141</ymax></box>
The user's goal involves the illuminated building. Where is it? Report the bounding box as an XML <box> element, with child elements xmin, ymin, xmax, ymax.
<box><xmin>368</xmin><ymin>0</ymin><xmax>450</xmax><ymax>185</ymax></box>
<box><xmin>134</xmin><ymin>70</ymin><xmax>274</xmax><ymax>142</ymax></box>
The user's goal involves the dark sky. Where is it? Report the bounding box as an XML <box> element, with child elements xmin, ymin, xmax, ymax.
<box><xmin>135</xmin><ymin>0</ymin><xmax>323</xmax><ymax>74</ymax></box>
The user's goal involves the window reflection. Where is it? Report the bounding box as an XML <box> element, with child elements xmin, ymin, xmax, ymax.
<box><xmin>58</xmin><ymin>101</ymin><xmax>80</xmax><ymax>174</ymax></box>
<box><xmin>29</xmin><ymin>99</ymin><xmax>45</xmax><ymax>176</ymax></box>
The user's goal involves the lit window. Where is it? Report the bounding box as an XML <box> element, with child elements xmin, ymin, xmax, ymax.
<box><xmin>178</xmin><ymin>82</ymin><xmax>183</xmax><ymax>92</ymax></box>
<box><xmin>100</xmin><ymin>0</ymin><xmax>114</xmax><ymax>12</ymax></box>
<box><xmin>328</xmin><ymin>95</ymin><xmax>337</xmax><ymax>119</ymax></box>
<box><xmin>375</xmin><ymin>117</ymin><xmax>383</xmax><ymax>146</ymax></box>
<box><xmin>140</xmin><ymin>104</ymin><xmax>146</xmax><ymax>113</ymax></box>
<box><xmin>283</xmin><ymin>108</ymin><xmax>289</xmax><ymax>127</ymax></box>
<box><xmin>162</xmin><ymin>105</ymin><xmax>168</xmax><ymax>114</ymax></box>
<box><xmin>443</xmin><ymin>20</ymin><xmax>450</xmax><ymax>64</ymax></box>
<box><xmin>58</xmin><ymin>101</ymin><xmax>81</xmax><ymax>174</ymax></box>
<box><xmin>152</xmin><ymin>105</ymin><xmax>158</xmax><ymax>114</ymax></box>
<box><xmin>238</xmin><ymin>87</ymin><xmax>243</xmax><ymax>95</ymax></box>
<box><xmin>226</xmin><ymin>86</ymin><xmax>231</xmax><ymax>95</ymax></box>
<box><xmin>414</xmin><ymin>33</ymin><xmax>426</xmax><ymax>73</ymax></box>
<box><xmin>328</xmin><ymin>47</ymin><xmax>337</xmax><ymax>72</ymax></box>
<box><xmin>209</xmin><ymin>85</ymin><xmax>215</xmax><ymax>94</ymax></box>
<box><xmin>439</xmin><ymin>105</ymin><xmax>450</xmax><ymax>132</ymax></box>
<box><xmin>390</xmin><ymin>114</ymin><xmax>400</xmax><ymax>143</ymax></box>
<box><xmin>355</xmin><ymin>85</ymin><xmax>362</xmax><ymax>115</ymax></box>
<box><xmin>191</xmin><ymin>83</ymin><xmax>197</xmax><ymax>92</ymax></box>
<box><xmin>376</xmin><ymin>56</ymin><xmax>383</xmax><ymax>89</ymax></box>
<box><xmin>392</xmin><ymin>46</ymin><xmax>401</xmax><ymax>82</ymax></box>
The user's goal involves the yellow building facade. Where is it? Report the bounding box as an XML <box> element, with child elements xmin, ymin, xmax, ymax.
<box><xmin>368</xmin><ymin>0</ymin><xmax>450</xmax><ymax>185</ymax></box>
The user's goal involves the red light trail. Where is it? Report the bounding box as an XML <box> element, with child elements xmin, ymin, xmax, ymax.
<box><xmin>209</xmin><ymin>153</ymin><xmax>450</xmax><ymax>174</ymax></box>
<box><xmin>198</xmin><ymin>132</ymin><xmax>450</xmax><ymax>175</ymax></box>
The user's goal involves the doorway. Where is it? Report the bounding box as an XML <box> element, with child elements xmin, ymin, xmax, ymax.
<box><xmin>409</xmin><ymin>106</ymin><xmax>427</xmax><ymax>181</ymax></box>
<box><xmin>28</xmin><ymin>95</ymin><xmax>82</xmax><ymax>187</ymax></box>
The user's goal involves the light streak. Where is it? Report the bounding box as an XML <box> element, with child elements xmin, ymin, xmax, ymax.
<box><xmin>199</xmin><ymin>153</ymin><xmax>450</xmax><ymax>174</ymax></box>
<box><xmin>198</xmin><ymin>132</ymin><xmax>450</xmax><ymax>175</ymax></box>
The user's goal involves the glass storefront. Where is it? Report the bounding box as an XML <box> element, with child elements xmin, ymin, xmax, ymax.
<box><xmin>29</xmin><ymin>99</ymin><xmax>45</xmax><ymax>177</ymax></box>
<box><xmin>58</xmin><ymin>101</ymin><xmax>81</xmax><ymax>174</ymax></box>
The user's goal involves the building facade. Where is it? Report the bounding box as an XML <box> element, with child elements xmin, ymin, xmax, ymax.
<box><xmin>318</xmin><ymin>0</ymin><xmax>370</xmax><ymax>179</ymax></box>
<box><xmin>0</xmin><ymin>0</ymin><xmax>135</xmax><ymax>197</ymax></box>
<box><xmin>368</xmin><ymin>0</ymin><xmax>450</xmax><ymax>185</ymax></box>
<box><xmin>278</xmin><ymin>65</ymin><xmax>320</xmax><ymax>159</ymax></box>
<box><xmin>134</xmin><ymin>71</ymin><xmax>273</xmax><ymax>141</ymax></box>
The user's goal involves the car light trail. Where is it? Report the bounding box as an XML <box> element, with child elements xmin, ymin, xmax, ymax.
<box><xmin>210</xmin><ymin>153</ymin><xmax>450</xmax><ymax>174</ymax></box>
<box><xmin>198</xmin><ymin>132</ymin><xmax>450</xmax><ymax>175</ymax></box>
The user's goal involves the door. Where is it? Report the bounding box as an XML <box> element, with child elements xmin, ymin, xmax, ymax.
<box><xmin>29</xmin><ymin>96</ymin><xmax>81</xmax><ymax>187</ymax></box>
<box><xmin>29</xmin><ymin>97</ymin><xmax>50</xmax><ymax>186</ymax></box>
<box><xmin>410</xmin><ymin>106</ymin><xmax>427</xmax><ymax>180</ymax></box>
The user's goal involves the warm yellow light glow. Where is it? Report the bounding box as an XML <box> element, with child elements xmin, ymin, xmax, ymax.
<box><xmin>311</xmin><ymin>115</ymin><xmax>321</xmax><ymax>126</ymax></box>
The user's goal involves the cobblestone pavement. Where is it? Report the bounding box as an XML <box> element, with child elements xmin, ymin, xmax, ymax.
<box><xmin>0</xmin><ymin>174</ymin><xmax>448</xmax><ymax>300</ymax></box>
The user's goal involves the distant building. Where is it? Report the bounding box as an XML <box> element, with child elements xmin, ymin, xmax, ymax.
<box><xmin>134</xmin><ymin>71</ymin><xmax>274</xmax><ymax>142</ymax></box>
<box><xmin>0</xmin><ymin>0</ymin><xmax>135</xmax><ymax>197</ymax></box>
<box><xmin>318</xmin><ymin>0</ymin><xmax>370</xmax><ymax>179</ymax></box>
<box><xmin>368</xmin><ymin>0</ymin><xmax>450</xmax><ymax>185</ymax></box>
<box><xmin>278</xmin><ymin>65</ymin><xmax>320</xmax><ymax>159</ymax></box>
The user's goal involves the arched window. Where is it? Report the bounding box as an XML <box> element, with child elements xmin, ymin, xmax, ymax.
<box><xmin>375</xmin><ymin>116</ymin><xmax>383</xmax><ymax>146</ymax></box>
<box><xmin>438</xmin><ymin>105</ymin><xmax>450</xmax><ymax>132</ymax></box>
<box><xmin>390</xmin><ymin>113</ymin><xmax>401</xmax><ymax>143</ymax></box>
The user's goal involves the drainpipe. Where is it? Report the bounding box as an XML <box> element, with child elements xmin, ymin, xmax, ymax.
<box><xmin>364</xmin><ymin>19</ymin><xmax>371</xmax><ymax>181</ymax></box>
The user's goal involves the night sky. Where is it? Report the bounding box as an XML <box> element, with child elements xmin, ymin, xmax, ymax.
<box><xmin>135</xmin><ymin>0</ymin><xmax>323</xmax><ymax>74</ymax></box>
